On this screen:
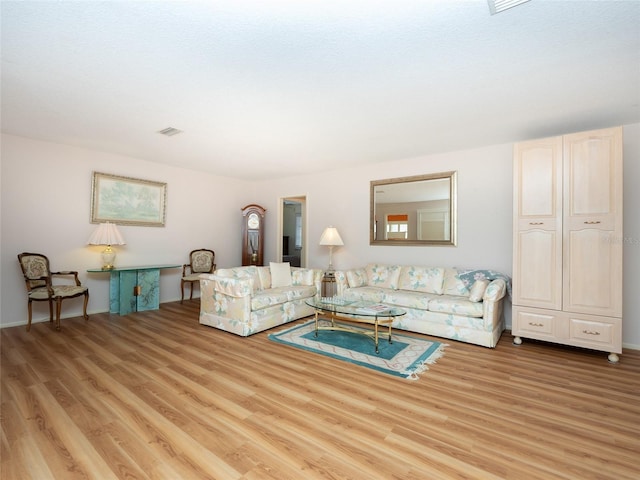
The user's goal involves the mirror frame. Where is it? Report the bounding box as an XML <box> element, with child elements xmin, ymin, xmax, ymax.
<box><xmin>370</xmin><ymin>171</ymin><xmax>457</xmax><ymax>246</ymax></box>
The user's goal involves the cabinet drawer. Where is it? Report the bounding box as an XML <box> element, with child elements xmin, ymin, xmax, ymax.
<box><xmin>512</xmin><ymin>307</ymin><xmax>557</xmax><ymax>340</ymax></box>
<box><xmin>569</xmin><ymin>317</ymin><xmax>618</xmax><ymax>350</ymax></box>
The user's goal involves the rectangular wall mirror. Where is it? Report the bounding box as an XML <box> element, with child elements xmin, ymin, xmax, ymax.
<box><xmin>370</xmin><ymin>171</ymin><xmax>457</xmax><ymax>246</ymax></box>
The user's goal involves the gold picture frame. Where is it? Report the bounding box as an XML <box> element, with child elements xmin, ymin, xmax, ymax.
<box><xmin>91</xmin><ymin>172</ymin><xmax>167</xmax><ymax>226</ymax></box>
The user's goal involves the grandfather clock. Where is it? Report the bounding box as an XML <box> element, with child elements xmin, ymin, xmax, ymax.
<box><xmin>241</xmin><ymin>204</ymin><xmax>266</xmax><ymax>266</ymax></box>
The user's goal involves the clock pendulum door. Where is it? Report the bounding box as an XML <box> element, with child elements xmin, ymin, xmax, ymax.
<box><xmin>241</xmin><ymin>204</ymin><xmax>266</xmax><ymax>266</ymax></box>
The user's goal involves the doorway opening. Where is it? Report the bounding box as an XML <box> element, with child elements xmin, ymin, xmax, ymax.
<box><xmin>279</xmin><ymin>196</ymin><xmax>306</xmax><ymax>267</ymax></box>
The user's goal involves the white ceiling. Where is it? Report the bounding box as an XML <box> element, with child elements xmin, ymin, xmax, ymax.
<box><xmin>1</xmin><ymin>1</ymin><xmax>639</xmax><ymax>180</ymax></box>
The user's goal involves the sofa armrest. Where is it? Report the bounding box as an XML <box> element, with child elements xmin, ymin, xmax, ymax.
<box><xmin>483</xmin><ymin>278</ymin><xmax>507</xmax><ymax>302</ymax></box>
<box><xmin>199</xmin><ymin>273</ymin><xmax>253</xmax><ymax>298</ymax></box>
<box><xmin>312</xmin><ymin>269</ymin><xmax>323</xmax><ymax>296</ymax></box>
<box><xmin>200</xmin><ymin>273</ymin><xmax>252</xmax><ymax>323</ymax></box>
<box><xmin>291</xmin><ymin>268</ymin><xmax>324</xmax><ymax>296</ymax></box>
<box><xmin>482</xmin><ymin>278</ymin><xmax>507</xmax><ymax>332</ymax></box>
<box><xmin>334</xmin><ymin>270</ymin><xmax>349</xmax><ymax>296</ymax></box>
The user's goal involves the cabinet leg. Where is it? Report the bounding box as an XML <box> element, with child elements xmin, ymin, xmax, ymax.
<box><xmin>608</xmin><ymin>353</ymin><xmax>620</xmax><ymax>364</ymax></box>
<box><xmin>513</xmin><ymin>336</ymin><xmax>522</xmax><ymax>346</ymax></box>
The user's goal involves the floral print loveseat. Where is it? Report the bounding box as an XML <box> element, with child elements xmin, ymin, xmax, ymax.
<box><xmin>199</xmin><ymin>265</ymin><xmax>323</xmax><ymax>336</ymax></box>
<box><xmin>335</xmin><ymin>264</ymin><xmax>509</xmax><ymax>347</ymax></box>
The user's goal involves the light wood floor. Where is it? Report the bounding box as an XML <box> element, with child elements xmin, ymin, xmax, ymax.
<box><xmin>2</xmin><ymin>301</ymin><xmax>639</xmax><ymax>480</ymax></box>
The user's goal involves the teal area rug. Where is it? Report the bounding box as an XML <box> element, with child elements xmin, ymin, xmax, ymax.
<box><xmin>268</xmin><ymin>320</ymin><xmax>446</xmax><ymax>380</ymax></box>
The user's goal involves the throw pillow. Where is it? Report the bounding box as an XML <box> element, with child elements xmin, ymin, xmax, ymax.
<box><xmin>398</xmin><ymin>266</ymin><xmax>445</xmax><ymax>294</ymax></box>
<box><xmin>443</xmin><ymin>268</ymin><xmax>470</xmax><ymax>296</ymax></box>
<box><xmin>257</xmin><ymin>266</ymin><xmax>271</xmax><ymax>291</ymax></box>
<box><xmin>270</xmin><ymin>262</ymin><xmax>292</xmax><ymax>288</ymax></box>
<box><xmin>292</xmin><ymin>268</ymin><xmax>314</xmax><ymax>286</ymax></box>
<box><xmin>468</xmin><ymin>278</ymin><xmax>490</xmax><ymax>302</ymax></box>
<box><xmin>346</xmin><ymin>269</ymin><xmax>367</xmax><ymax>288</ymax></box>
<box><xmin>365</xmin><ymin>264</ymin><xmax>401</xmax><ymax>290</ymax></box>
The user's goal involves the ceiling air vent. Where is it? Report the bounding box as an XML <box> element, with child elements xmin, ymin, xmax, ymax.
<box><xmin>488</xmin><ymin>0</ymin><xmax>530</xmax><ymax>15</ymax></box>
<box><xmin>157</xmin><ymin>127</ymin><xmax>183</xmax><ymax>137</ymax></box>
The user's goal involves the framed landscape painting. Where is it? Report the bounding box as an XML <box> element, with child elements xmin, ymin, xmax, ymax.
<box><xmin>91</xmin><ymin>172</ymin><xmax>167</xmax><ymax>226</ymax></box>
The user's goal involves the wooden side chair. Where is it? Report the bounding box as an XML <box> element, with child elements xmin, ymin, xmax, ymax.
<box><xmin>181</xmin><ymin>249</ymin><xmax>216</xmax><ymax>302</ymax></box>
<box><xmin>17</xmin><ymin>252</ymin><xmax>89</xmax><ymax>331</ymax></box>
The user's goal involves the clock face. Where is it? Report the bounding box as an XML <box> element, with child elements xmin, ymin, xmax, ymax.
<box><xmin>247</xmin><ymin>213</ymin><xmax>260</xmax><ymax>229</ymax></box>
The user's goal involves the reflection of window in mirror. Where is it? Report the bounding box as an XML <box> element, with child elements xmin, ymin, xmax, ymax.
<box><xmin>386</xmin><ymin>214</ymin><xmax>408</xmax><ymax>240</ymax></box>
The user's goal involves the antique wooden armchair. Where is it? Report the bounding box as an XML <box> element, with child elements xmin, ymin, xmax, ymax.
<box><xmin>181</xmin><ymin>249</ymin><xmax>216</xmax><ymax>302</ymax></box>
<box><xmin>17</xmin><ymin>252</ymin><xmax>89</xmax><ymax>331</ymax></box>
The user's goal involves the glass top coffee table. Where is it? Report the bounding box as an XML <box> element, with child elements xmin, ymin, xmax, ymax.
<box><xmin>305</xmin><ymin>297</ymin><xmax>406</xmax><ymax>354</ymax></box>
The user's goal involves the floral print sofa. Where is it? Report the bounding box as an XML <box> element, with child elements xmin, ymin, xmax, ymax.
<box><xmin>199</xmin><ymin>265</ymin><xmax>323</xmax><ymax>336</ymax></box>
<box><xmin>335</xmin><ymin>264</ymin><xmax>509</xmax><ymax>347</ymax></box>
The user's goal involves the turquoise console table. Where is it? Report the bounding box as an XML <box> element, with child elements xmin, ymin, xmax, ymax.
<box><xmin>88</xmin><ymin>265</ymin><xmax>180</xmax><ymax>315</ymax></box>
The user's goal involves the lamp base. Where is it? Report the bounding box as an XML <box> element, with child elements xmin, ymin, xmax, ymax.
<box><xmin>326</xmin><ymin>246</ymin><xmax>335</xmax><ymax>272</ymax></box>
<box><xmin>101</xmin><ymin>246</ymin><xmax>116</xmax><ymax>270</ymax></box>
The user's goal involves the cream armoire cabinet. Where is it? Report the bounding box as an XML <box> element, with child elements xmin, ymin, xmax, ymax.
<box><xmin>512</xmin><ymin>126</ymin><xmax>623</xmax><ymax>363</ymax></box>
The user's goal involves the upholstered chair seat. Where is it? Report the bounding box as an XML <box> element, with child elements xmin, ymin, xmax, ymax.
<box><xmin>18</xmin><ymin>252</ymin><xmax>89</xmax><ymax>331</ymax></box>
<box><xmin>28</xmin><ymin>284</ymin><xmax>88</xmax><ymax>300</ymax></box>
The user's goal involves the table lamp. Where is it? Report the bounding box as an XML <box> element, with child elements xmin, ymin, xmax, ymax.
<box><xmin>319</xmin><ymin>226</ymin><xmax>343</xmax><ymax>272</ymax></box>
<box><xmin>87</xmin><ymin>222</ymin><xmax>126</xmax><ymax>270</ymax></box>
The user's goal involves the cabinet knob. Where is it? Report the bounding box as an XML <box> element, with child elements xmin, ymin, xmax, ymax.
<box><xmin>582</xmin><ymin>330</ymin><xmax>601</xmax><ymax>336</ymax></box>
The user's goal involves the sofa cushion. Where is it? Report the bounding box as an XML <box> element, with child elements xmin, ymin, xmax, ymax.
<box><xmin>468</xmin><ymin>278</ymin><xmax>490</xmax><ymax>302</ymax></box>
<box><xmin>342</xmin><ymin>286</ymin><xmax>385</xmax><ymax>303</ymax></box>
<box><xmin>251</xmin><ymin>285</ymin><xmax>316</xmax><ymax>311</ymax></box>
<box><xmin>251</xmin><ymin>288</ymin><xmax>290</xmax><ymax>311</ymax></box>
<box><xmin>292</xmin><ymin>268</ymin><xmax>314</xmax><ymax>286</ymax></box>
<box><xmin>428</xmin><ymin>296</ymin><xmax>484</xmax><ymax>317</ymax></box>
<box><xmin>346</xmin><ymin>268</ymin><xmax>367</xmax><ymax>288</ymax></box>
<box><xmin>442</xmin><ymin>268</ymin><xmax>470</xmax><ymax>296</ymax></box>
<box><xmin>287</xmin><ymin>285</ymin><xmax>316</xmax><ymax>300</ymax></box>
<box><xmin>270</xmin><ymin>262</ymin><xmax>292</xmax><ymax>287</ymax></box>
<box><xmin>381</xmin><ymin>289</ymin><xmax>439</xmax><ymax>310</ymax></box>
<box><xmin>398</xmin><ymin>266</ymin><xmax>445</xmax><ymax>294</ymax></box>
<box><xmin>365</xmin><ymin>264</ymin><xmax>401</xmax><ymax>289</ymax></box>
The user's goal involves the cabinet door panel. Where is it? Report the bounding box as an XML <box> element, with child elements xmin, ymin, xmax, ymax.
<box><xmin>565</xmin><ymin>229</ymin><xmax>621</xmax><ymax>316</ymax></box>
<box><xmin>137</xmin><ymin>269</ymin><xmax>160</xmax><ymax>312</ymax></box>
<box><xmin>565</xmin><ymin>133</ymin><xmax>616</xmax><ymax>216</ymax></box>
<box><xmin>515</xmin><ymin>138</ymin><xmax>562</xmax><ymax>218</ymax></box>
<box><xmin>563</xmin><ymin>127</ymin><xmax>623</xmax><ymax>316</ymax></box>
<box><xmin>513</xmin><ymin>137</ymin><xmax>562</xmax><ymax>310</ymax></box>
<box><xmin>513</xmin><ymin>229</ymin><xmax>561</xmax><ymax>309</ymax></box>
<box><xmin>117</xmin><ymin>271</ymin><xmax>138</xmax><ymax>315</ymax></box>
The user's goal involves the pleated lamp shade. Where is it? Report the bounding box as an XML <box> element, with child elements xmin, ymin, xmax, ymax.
<box><xmin>319</xmin><ymin>226</ymin><xmax>343</xmax><ymax>272</ymax></box>
<box><xmin>87</xmin><ymin>222</ymin><xmax>126</xmax><ymax>270</ymax></box>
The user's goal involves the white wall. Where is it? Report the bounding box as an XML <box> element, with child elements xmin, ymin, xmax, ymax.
<box><xmin>621</xmin><ymin>124</ymin><xmax>640</xmax><ymax>350</ymax></box>
<box><xmin>0</xmin><ymin>134</ymin><xmax>250</xmax><ymax>327</ymax></box>
<box><xmin>2</xmin><ymin>125</ymin><xmax>639</xmax><ymax>350</ymax></box>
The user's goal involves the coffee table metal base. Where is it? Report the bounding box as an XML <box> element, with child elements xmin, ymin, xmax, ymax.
<box><xmin>312</xmin><ymin>310</ymin><xmax>393</xmax><ymax>354</ymax></box>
